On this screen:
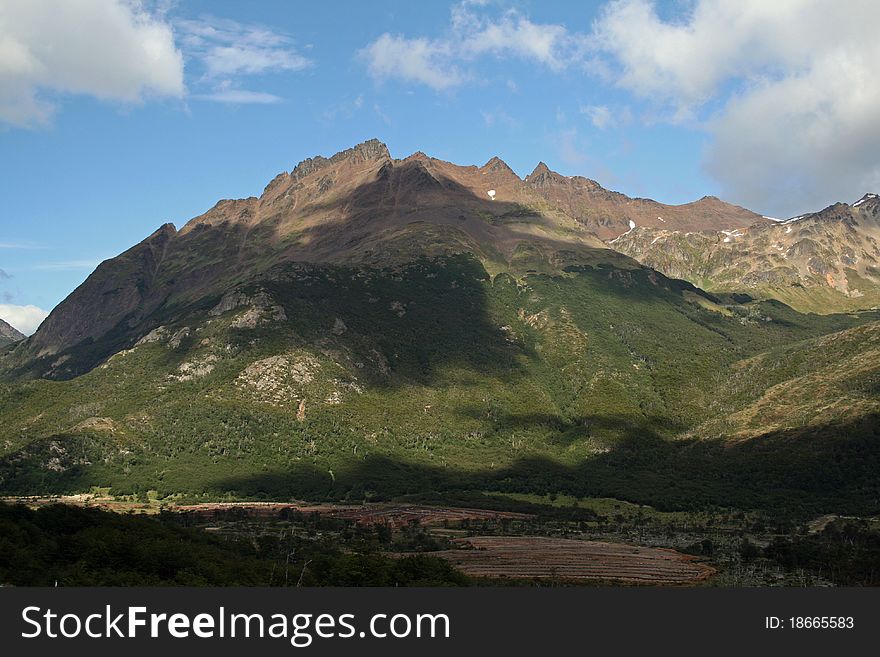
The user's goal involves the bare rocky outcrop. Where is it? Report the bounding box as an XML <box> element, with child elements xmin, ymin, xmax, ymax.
<box><xmin>169</xmin><ymin>354</ymin><xmax>219</xmax><ymax>382</ymax></box>
<box><xmin>236</xmin><ymin>354</ymin><xmax>320</xmax><ymax>405</ymax></box>
<box><xmin>211</xmin><ymin>290</ymin><xmax>287</xmax><ymax>328</ymax></box>
<box><xmin>168</xmin><ymin>327</ymin><xmax>192</xmax><ymax>349</ymax></box>
<box><xmin>136</xmin><ymin>326</ymin><xmax>169</xmax><ymax>346</ymax></box>
<box><xmin>72</xmin><ymin>417</ymin><xmax>118</xmax><ymax>433</ymax></box>
<box><xmin>291</xmin><ymin>138</ymin><xmax>391</xmax><ymax>180</ymax></box>
<box><xmin>134</xmin><ymin>325</ymin><xmax>192</xmax><ymax>349</ymax></box>
<box><xmin>371</xmin><ymin>349</ymin><xmax>391</xmax><ymax>376</ymax></box>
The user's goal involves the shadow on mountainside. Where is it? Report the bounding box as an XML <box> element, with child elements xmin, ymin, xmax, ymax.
<box><xmin>450</xmin><ymin>409</ymin><xmax>688</xmax><ymax>449</ymax></box>
<box><xmin>203</xmin><ymin>412</ymin><xmax>880</xmax><ymax>518</ymax></box>
<box><xmin>254</xmin><ymin>253</ymin><xmax>534</xmax><ymax>388</ymax></box>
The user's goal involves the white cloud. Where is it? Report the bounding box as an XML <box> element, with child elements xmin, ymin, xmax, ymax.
<box><xmin>359</xmin><ymin>34</ymin><xmax>463</xmax><ymax>90</ymax></box>
<box><xmin>177</xmin><ymin>15</ymin><xmax>311</xmax><ymax>105</ymax></box>
<box><xmin>481</xmin><ymin>108</ymin><xmax>519</xmax><ymax>129</ymax></box>
<box><xmin>203</xmin><ymin>44</ymin><xmax>307</xmax><ymax>78</ymax></box>
<box><xmin>581</xmin><ymin>104</ymin><xmax>612</xmax><ymax>130</ymax></box>
<box><xmin>580</xmin><ymin>104</ymin><xmax>632</xmax><ymax>130</ymax></box>
<box><xmin>456</xmin><ymin>8</ymin><xmax>573</xmax><ymax>70</ymax></box>
<box><xmin>555</xmin><ymin>128</ymin><xmax>588</xmax><ymax>168</ymax></box>
<box><xmin>191</xmin><ymin>79</ymin><xmax>283</xmax><ymax>105</ymax></box>
<box><xmin>0</xmin><ymin>0</ymin><xmax>184</xmax><ymax>127</ymax></box>
<box><xmin>177</xmin><ymin>16</ymin><xmax>311</xmax><ymax>79</ymax></box>
<box><xmin>373</xmin><ymin>103</ymin><xmax>392</xmax><ymax>126</ymax></box>
<box><xmin>591</xmin><ymin>0</ymin><xmax>880</xmax><ymax>215</ymax></box>
<box><xmin>705</xmin><ymin>62</ymin><xmax>880</xmax><ymax>215</ymax></box>
<box><xmin>0</xmin><ymin>303</ymin><xmax>48</xmax><ymax>335</ymax></box>
<box><xmin>359</xmin><ymin>2</ymin><xmax>579</xmax><ymax>89</ymax></box>
<box><xmin>322</xmin><ymin>93</ymin><xmax>365</xmax><ymax>121</ymax></box>
<box><xmin>193</xmin><ymin>89</ymin><xmax>282</xmax><ymax>104</ymax></box>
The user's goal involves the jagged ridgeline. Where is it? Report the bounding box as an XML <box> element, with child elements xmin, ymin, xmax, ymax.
<box><xmin>1</xmin><ymin>140</ymin><xmax>878</xmax><ymax>515</ymax></box>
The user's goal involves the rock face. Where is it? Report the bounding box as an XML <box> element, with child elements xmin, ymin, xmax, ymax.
<box><xmin>291</xmin><ymin>138</ymin><xmax>391</xmax><ymax>180</ymax></box>
<box><xmin>28</xmin><ymin>223</ymin><xmax>177</xmax><ymax>358</ymax></box>
<box><xmin>0</xmin><ymin>318</ymin><xmax>26</xmax><ymax>347</ymax></box>
<box><xmin>612</xmin><ymin>194</ymin><xmax>880</xmax><ymax>311</ymax></box>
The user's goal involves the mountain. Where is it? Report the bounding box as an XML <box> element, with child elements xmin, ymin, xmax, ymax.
<box><xmin>1</xmin><ymin>139</ymin><xmax>878</xmax><ymax>516</ymax></box>
<box><xmin>0</xmin><ymin>318</ymin><xmax>26</xmax><ymax>347</ymax></box>
<box><xmin>610</xmin><ymin>194</ymin><xmax>880</xmax><ymax>313</ymax></box>
<box><xmin>523</xmin><ymin>164</ymin><xmax>763</xmax><ymax>239</ymax></box>
<box><xmin>4</xmin><ymin>139</ymin><xmax>761</xmax><ymax>379</ymax></box>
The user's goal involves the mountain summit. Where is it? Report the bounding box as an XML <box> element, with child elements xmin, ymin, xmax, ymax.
<box><xmin>183</xmin><ymin>138</ymin><xmax>762</xmax><ymax>245</ymax></box>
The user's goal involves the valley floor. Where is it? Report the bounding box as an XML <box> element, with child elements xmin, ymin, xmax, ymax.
<box><xmin>3</xmin><ymin>493</ymin><xmax>878</xmax><ymax>587</ymax></box>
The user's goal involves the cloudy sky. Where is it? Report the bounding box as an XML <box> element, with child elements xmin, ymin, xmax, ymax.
<box><xmin>1</xmin><ymin>0</ymin><xmax>879</xmax><ymax>333</ymax></box>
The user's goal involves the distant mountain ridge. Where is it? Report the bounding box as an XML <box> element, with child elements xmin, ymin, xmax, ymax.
<box><xmin>611</xmin><ymin>193</ymin><xmax>880</xmax><ymax>312</ymax></box>
<box><xmin>0</xmin><ymin>318</ymin><xmax>26</xmax><ymax>347</ymax></box>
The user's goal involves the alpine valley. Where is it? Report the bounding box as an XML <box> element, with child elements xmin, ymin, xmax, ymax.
<box><xmin>2</xmin><ymin>140</ymin><xmax>879</xmax><ymax>586</ymax></box>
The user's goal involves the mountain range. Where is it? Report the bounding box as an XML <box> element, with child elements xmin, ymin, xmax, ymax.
<box><xmin>1</xmin><ymin>139</ymin><xmax>878</xmax><ymax>516</ymax></box>
<box><xmin>613</xmin><ymin>194</ymin><xmax>880</xmax><ymax>313</ymax></box>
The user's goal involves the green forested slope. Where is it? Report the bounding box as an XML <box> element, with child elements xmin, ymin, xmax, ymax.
<box><xmin>2</xmin><ymin>255</ymin><xmax>876</xmax><ymax>515</ymax></box>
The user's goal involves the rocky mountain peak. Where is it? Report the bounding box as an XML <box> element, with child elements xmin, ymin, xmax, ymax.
<box><xmin>291</xmin><ymin>154</ymin><xmax>329</xmax><ymax>180</ymax></box>
<box><xmin>525</xmin><ymin>162</ymin><xmax>565</xmax><ymax>188</ymax></box>
<box><xmin>291</xmin><ymin>138</ymin><xmax>391</xmax><ymax>180</ymax></box>
<box><xmin>155</xmin><ymin>222</ymin><xmax>178</xmax><ymax>237</ymax></box>
<box><xmin>348</xmin><ymin>138</ymin><xmax>391</xmax><ymax>162</ymax></box>
<box><xmin>528</xmin><ymin>162</ymin><xmax>551</xmax><ymax>178</ymax></box>
<box><xmin>482</xmin><ymin>156</ymin><xmax>517</xmax><ymax>177</ymax></box>
<box><xmin>263</xmin><ymin>171</ymin><xmax>291</xmax><ymax>195</ymax></box>
<box><xmin>853</xmin><ymin>193</ymin><xmax>879</xmax><ymax>209</ymax></box>
<box><xmin>810</xmin><ymin>202</ymin><xmax>857</xmax><ymax>224</ymax></box>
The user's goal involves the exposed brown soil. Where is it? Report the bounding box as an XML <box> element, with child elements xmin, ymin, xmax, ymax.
<box><xmin>433</xmin><ymin>536</ymin><xmax>715</xmax><ymax>584</ymax></box>
<box><xmin>174</xmin><ymin>502</ymin><xmax>532</xmax><ymax>527</ymax></box>
<box><xmin>1</xmin><ymin>496</ymin><xmax>533</xmax><ymax>527</ymax></box>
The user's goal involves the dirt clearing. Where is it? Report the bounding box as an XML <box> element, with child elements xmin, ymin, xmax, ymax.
<box><xmin>433</xmin><ymin>536</ymin><xmax>714</xmax><ymax>584</ymax></box>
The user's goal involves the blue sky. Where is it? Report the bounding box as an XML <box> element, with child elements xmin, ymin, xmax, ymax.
<box><xmin>1</xmin><ymin>0</ymin><xmax>879</xmax><ymax>333</ymax></box>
